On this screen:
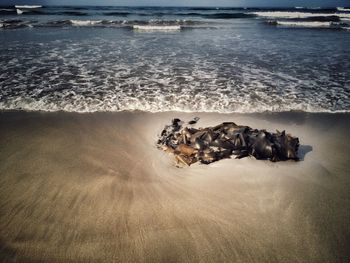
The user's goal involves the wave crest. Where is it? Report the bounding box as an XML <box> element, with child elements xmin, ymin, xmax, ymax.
<box><xmin>266</xmin><ymin>20</ymin><xmax>349</xmax><ymax>30</ymax></box>
<box><xmin>133</xmin><ymin>25</ymin><xmax>181</xmax><ymax>31</ymax></box>
<box><xmin>0</xmin><ymin>19</ymin><xmax>209</xmax><ymax>29</ymax></box>
<box><xmin>253</xmin><ymin>11</ymin><xmax>350</xmax><ymax>19</ymax></box>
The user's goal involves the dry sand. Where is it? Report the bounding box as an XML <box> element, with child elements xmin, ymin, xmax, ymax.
<box><xmin>0</xmin><ymin>111</ymin><xmax>349</xmax><ymax>263</ymax></box>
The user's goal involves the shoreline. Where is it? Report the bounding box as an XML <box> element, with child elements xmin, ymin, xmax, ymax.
<box><xmin>0</xmin><ymin>111</ymin><xmax>349</xmax><ymax>262</ymax></box>
<box><xmin>1</xmin><ymin>108</ymin><xmax>350</xmax><ymax>113</ymax></box>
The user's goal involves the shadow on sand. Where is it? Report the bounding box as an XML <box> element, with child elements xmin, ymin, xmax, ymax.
<box><xmin>299</xmin><ymin>145</ymin><xmax>313</xmax><ymax>161</ymax></box>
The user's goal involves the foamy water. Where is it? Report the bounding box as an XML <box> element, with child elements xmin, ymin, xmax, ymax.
<box><xmin>253</xmin><ymin>11</ymin><xmax>350</xmax><ymax>19</ymax></box>
<box><xmin>133</xmin><ymin>25</ymin><xmax>181</xmax><ymax>31</ymax></box>
<box><xmin>275</xmin><ymin>21</ymin><xmax>333</xmax><ymax>28</ymax></box>
<box><xmin>70</xmin><ymin>19</ymin><xmax>102</xmax><ymax>26</ymax></box>
<box><xmin>0</xmin><ymin>6</ymin><xmax>349</xmax><ymax>113</ymax></box>
<box><xmin>337</xmin><ymin>7</ymin><xmax>350</xmax><ymax>12</ymax></box>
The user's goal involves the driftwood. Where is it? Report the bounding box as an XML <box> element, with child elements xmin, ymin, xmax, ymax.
<box><xmin>157</xmin><ymin>118</ymin><xmax>299</xmax><ymax>166</ymax></box>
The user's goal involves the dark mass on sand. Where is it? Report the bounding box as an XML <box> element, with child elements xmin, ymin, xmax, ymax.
<box><xmin>157</xmin><ymin>118</ymin><xmax>299</xmax><ymax>166</ymax></box>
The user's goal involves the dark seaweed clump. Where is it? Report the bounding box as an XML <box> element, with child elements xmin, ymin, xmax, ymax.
<box><xmin>157</xmin><ymin>118</ymin><xmax>299</xmax><ymax>166</ymax></box>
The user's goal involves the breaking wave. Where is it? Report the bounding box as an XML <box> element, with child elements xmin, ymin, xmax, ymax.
<box><xmin>70</xmin><ymin>19</ymin><xmax>101</xmax><ymax>26</ymax></box>
<box><xmin>4</xmin><ymin>18</ymin><xmax>347</xmax><ymax>30</ymax></box>
<box><xmin>256</xmin><ymin>11</ymin><xmax>350</xmax><ymax>30</ymax></box>
<box><xmin>266</xmin><ymin>19</ymin><xmax>349</xmax><ymax>30</ymax></box>
<box><xmin>271</xmin><ymin>21</ymin><xmax>337</xmax><ymax>28</ymax></box>
<box><xmin>0</xmin><ymin>8</ymin><xmax>16</xmax><ymax>15</ymax></box>
<box><xmin>0</xmin><ymin>19</ymin><xmax>33</xmax><ymax>28</ymax></box>
<box><xmin>253</xmin><ymin>11</ymin><xmax>350</xmax><ymax>19</ymax></box>
<box><xmin>0</xmin><ymin>19</ymin><xmax>208</xmax><ymax>29</ymax></box>
<box><xmin>100</xmin><ymin>11</ymin><xmax>255</xmax><ymax>19</ymax></box>
<box><xmin>133</xmin><ymin>25</ymin><xmax>181</xmax><ymax>31</ymax></box>
<box><xmin>337</xmin><ymin>7</ymin><xmax>350</xmax><ymax>12</ymax></box>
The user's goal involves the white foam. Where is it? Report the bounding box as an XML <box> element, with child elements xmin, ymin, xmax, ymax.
<box><xmin>276</xmin><ymin>21</ymin><xmax>332</xmax><ymax>28</ymax></box>
<box><xmin>337</xmin><ymin>7</ymin><xmax>350</xmax><ymax>11</ymax></box>
<box><xmin>133</xmin><ymin>25</ymin><xmax>181</xmax><ymax>31</ymax></box>
<box><xmin>15</xmin><ymin>5</ymin><xmax>42</xmax><ymax>9</ymax></box>
<box><xmin>253</xmin><ymin>11</ymin><xmax>350</xmax><ymax>19</ymax></box>
<box><xmin>70</xmin><ymin>20</ymin><xmax>102</xmax><ymax>26</ymax></box>
<box><xmin>0</xmin><ymin>35</ymin><xmax>348</xmax><ymax>114</ymax></box>
<box><xmin>0</xmin><ymin>97</ymin><xmax>348</xmax><ymax>114</ymax></box>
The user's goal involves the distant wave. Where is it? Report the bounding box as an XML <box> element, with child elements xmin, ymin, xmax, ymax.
<box><xmin>133</xmin><ymin>25</ymin><xmax>181</xmax><ymax>31</ymax></box>
<box><xmin>70</xmin><ymin>19</ymin><xmax>102</xmax><ymax>26</ymax></box>
<box><xmin>0</xmin><ymin>19</ymin><xmax>209</xmax><ymax>29</ymax></box>
<box><xmin>3</xmin><ymin>6</ymin><xmax>349</xmax><ymax>19</ymax></box>
<box><xmin>0</xmin><ymin>9</ymin><xmax>88</xmax><ymax>16</ymax></box>
<box><xmin>100</xmin><ymin>11</ymin><xmax>255</xmax><ymax>19</ymax></box>
<box><xmin>0</xmin><ymin>7</ymin><xmax>256</xmax><ymax>19</ymax></box>
<box><xmin>69</xmin><ymin>19</ymin><xmax>204</xmax><ymax>27</ymax></box>
<box><xmin>274</xmin><ymin>21</ymin><xmax>334</xmax><ymax>28</ymax></box>
<box><xmin>0</xmin><ymin>19</ymin><xmax>33</xmax><ymax>28</ymax></box>
<box><xmin>267</xmin><ymin>20</ymin><xmax>349</xmax><ymax>30</ymax></box>
<box><xmin>265</xmin><ymin>15</ymin><xmax>341</xmax><ymax>22</ymax></box>
<box><xmin>0</xmin><ymin>8</ymin><xmax>16</xmax><ymax>15</ymax></box>
<box><xmin>253</xmin><ymin>10</ymin><xmax>350</xmax><ymax>30</ymax></box>
<box><xmin>1</xmin><ymin>17</ymin><xmax>347</xmax><ymax>30</ymax></box>
<box><xmin>337</xmin><ymin>7</ymin><xmax>350</xmax><ymax>12</ymax></box>
<box><xmin>253</xmin><ymin>11</ymin><xmax>350</xmax><ymax>19</ymax></box>
<box><xmin>1</xmin><ymin>9</ymin><xmax>257</xmax><ymax>19</ymax></box>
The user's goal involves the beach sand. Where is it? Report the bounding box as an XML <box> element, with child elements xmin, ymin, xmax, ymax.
<box><xmin>0</xmin><ymin>111</ymin><xmax>349</xmax><ymax>263</ymax></box>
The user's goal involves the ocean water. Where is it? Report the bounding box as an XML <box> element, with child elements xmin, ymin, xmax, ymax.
<box><xmin>0</xmin><ymin>6</ymin><xmax>349</xmax><ymax>113</ymax></box>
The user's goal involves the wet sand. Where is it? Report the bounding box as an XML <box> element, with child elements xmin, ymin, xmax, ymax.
<box><xmin>0</xmin><ymin>111</ymin><xmax>349</xmax><ymax>263</ymax></box>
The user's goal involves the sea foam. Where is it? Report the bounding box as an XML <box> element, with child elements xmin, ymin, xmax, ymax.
<box><xmin>70</xmin><ymin>20</ymin><xmax>102</xmax><ymax>26</ymax></box>
<box><xmin>133</xmin><ymin>25</ymin><xmax>181</xmax><ymax>31</ymax></box>
<box><xmin>253</xmin><ymin>11</ymin><xmax>350</xmax><ymax>19</ymax></box>
<box><xmin>1</xmin><ymin>6</ymin><xmax>349</xmax><ymax>113</ymax></box>
<box><xmin>337</xmin><ymin>7</ymin><xmax>350</xmax><ymax>12</ymax></box>
<box><xmin>275</xmin><ymin>21</ymin><xmax>333</xmax><ymax>28</ymax></box>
